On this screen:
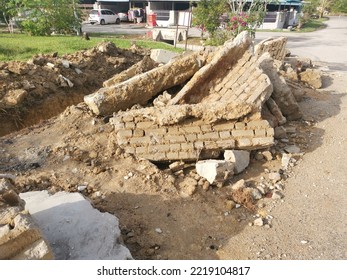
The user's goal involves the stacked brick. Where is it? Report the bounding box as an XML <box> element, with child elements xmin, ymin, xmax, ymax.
<box><xmin>0</xmin><ymin>178</ymin><xmax>54</xmax><ymax>260</ymax></box>
<box><xmin>113</xmin><ymin>117</ymin><xmax>274</xmax><ymax>162</ymax></box>
<box><xmin>255</xmin><ymin>37</ymin><xmax>288</xmax><ymax>61</ymax></box>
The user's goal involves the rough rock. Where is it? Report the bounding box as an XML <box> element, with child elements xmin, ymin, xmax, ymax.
<box><xmin>262</xmin><ymin>150</ymin><xmax>273</xmax><ymax>161</ymax></box>
<box><xmin>254</xmin><ymin>217</ymin><xmax>264</xmax><ymax>227</ymax></box>
<box><xmin>224</xmin><ymin>150</ymin><xmax>250</xmax><ymax>174</ymax></box>
<box><xmin>281</xmin><ymin>153</ymin><xmax>292</xmax><ymax>169</ymax></box>
<box><xmin>266</xmin><ymin>97</ymin><xmax>287</xmax><ymax>125</ymax></box>
<box><xmin>20</xmin><ymin>191</ymin><xmax>132</xmax><ymax>260</ymax></box>
<box><xmin>269</xmin><ymin>172</ymin><xmax>281</xmax><ymax>182</ymax></box>
<box><xmin>196</xmin><ymin>160</ymin><xmax>234</xmax><ymax>185</ymax></box>
<box><xmin>299</xmin><ymin>69</ymin><xmax>322</xmax><ymax>89</ymax></box>
<box><xmin>3</xmin><ymin>89</ymin><xmax>28</xmax><ymax>106</ymax></box>
<box><xmin>272</xmin><ymin>190</ymin><xmax>284</xmax><ymax>200</ymax></box>
<box><xmin>179</xmin><ymin>177</ymin><xmax>198</xmax><ymax>197</ymax></box>
<box><xmin>274</xmin><ymin>126</ymin><xmax>287</xmax><ymax>139</ymax></box>
<box><xmin>230</xmin><ymin>179</ymin><xmax>247</xmax><ymax>191</ymax></box>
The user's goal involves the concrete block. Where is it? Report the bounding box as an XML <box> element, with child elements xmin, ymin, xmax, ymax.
<box><xmin>19</xmin><ymin>191</ymin><xmax>132</xmax><ymax>260</ymax></box>
<box><xmin>150</xmin><ymin>49</ymin><xmax>179</xmax><ymax>64</ymax></box>
<box><xmin>196</xmin><ymin>160</ymin><xmax>234</xmax><ymax>185</ymax></box>
<box><xmin>224</xmin><ymin>150</ymin><xmax>250</xmax><ymax>174</ymax></box>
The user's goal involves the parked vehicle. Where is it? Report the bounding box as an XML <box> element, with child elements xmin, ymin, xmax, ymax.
<box><xmin>88</xmin><ymin>9</ymin><xmax>120</xmax><ymax>25</ymax></box>
<box><xmin>118</xmin><ymin>12</ymin><xmax>128</xmax><ymax>22</ymax></box>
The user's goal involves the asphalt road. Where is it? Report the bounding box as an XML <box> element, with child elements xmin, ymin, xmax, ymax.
<box><xmin>82</xmin><ymin>22</ymin><xmax>148</xmax><ymax>35</ymax></box>
<box><xmin>255</xmin><ymin>16</ymin><xmax>347</xmax><ymax>72</ymax></box>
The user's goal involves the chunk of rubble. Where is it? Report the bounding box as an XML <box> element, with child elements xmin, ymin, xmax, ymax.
<box><xmin>19</xmin><ymin>191</ymin><xmax>132</xmax><ymax>260</ymax></box>
<box><xmin>150</xmin><ymin>49</ymin><xmax>179</xmax><ymax>64</ymax></box>
<box><xmin>84</xmin><ymin>52</ymin><xmax>206</xmax><ymax>116</ymax></box>
<box><xmin>196</xmin><ymin>160</ymin><xmax>234</xmax><ymax>186</ymax></box>
<box><xmin>299</xmin><ymin>69</ymin><xmax>322</xmax><ymax>89</ymax></box>
<box><xmin>224</xmin><ymin>150</ymin><xmax>250</xmax><ymax>174</ymax></box>
<box><xmin>0</xmin><ymin>179</ymin><xmax>54</xmax><ymax>260</ymax></box>
<box><xmin>284</xmin><ymin>145</ymin><xmax>301</xmax><ymax>154</ymax></box>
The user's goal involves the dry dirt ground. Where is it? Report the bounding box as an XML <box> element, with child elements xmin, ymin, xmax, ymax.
<box><xmin>0</xmin><ymin>43</ymin><xmax>346</xmax><ymax>260</ymax></box>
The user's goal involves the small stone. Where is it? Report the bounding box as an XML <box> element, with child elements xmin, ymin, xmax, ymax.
<box><xmin>262</xmin><ymin>151</ymin><xmax>273</xmax><ymax>161</ymax></box>
<box><xmin>250</xmin><ymin>188</ymin><xmax>263</xmax><ymax>200</ymax></box>
<box><xmin>46</xmin><ymin>62</ymin><xmax>55</xmax><ymax>68</ymax></box>
<box><xmin>254</xmin><ymin>217</ymin><xmax>264</xmax><ymax>227</ymax></box>
<box><xmin>284</xmin><ymin>145</ymin><xmax>301</xmax><ymax>154</ymax></box>
<box><xmin>230</xmin><ymin>179</ymin><xmax>247</xmax><ymax>190</ymax></box>
<box><xmin>75</xmin><ymin>68</ymin><xmax>82</xmax><ymax>74</ymax></box>
<box><xmin>225</xmin><ymin>200</ymin><xmax>236</xmax><ymax>210</ymax></box>
<box><xmin>61</xmin><ymin>60</ymin><xmax>70</xmax><ymax>68</ymax></box>
<box><xmin>155</xmin><ymin>228</ymin><xmax>162</xmax><ymax>234</ymax></box>
<box><xmin>269</xmin><ymin>172</ymin><xmax>281</xmax><ymax>182</ymax></box>
<box><xmin>77</xmin><ymin>185</ymin><xmax>87</xmax><ymax>191</ymax></box>
<box><xmin>301</xmin><ymin>240</ymin><xmax>309</xmax><ymax>244</ymax></box>
<box><xmin>280</xmin><ymin>138</ymin><xmax>290</xmax><ymax>143</ymax></box>
<box><xmin>281</xmin><ymin>153</ymin><xmax>292</xmax><ymax>169</ymax></box>
<box><xmin>196</xmin><ymin>160</ymin><xmax>234</xmax><ymax>185</ymax></box>
<box><xmin>274</xmin><ymin>126</ymin><xmax>287</xmax><ymax>139</ymax></box>
<box><xmin>272</xmin><ymin>190</ymin><xmax>284</xmax><ymax>200</ymax></box>
<box><xmin>285</xmin><ymin>127</ymin><xmax>296</xmax><ymax>134</ymax></box>
<box><xmin>202</xmin><ymin>181</ymin><xmax>210</xmax><ymax>191</ymax></box>
<box><xmin>169</xmin><ymin>161</ymin><xmax>185</xmax><ymax>172</ymax></box>
<box><xmin>235</xmin><ymin>204</ymin><xmax>241</xmax><ymax>209</ymax></box>
<box><xmin>255</xmin><ymin>152</ymin><xmax>264</xmax><ymax>161</ymax></box>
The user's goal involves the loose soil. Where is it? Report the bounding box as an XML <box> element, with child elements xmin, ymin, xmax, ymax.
<box><xmin>0</xmin><ymin>44</ymin><xmax>346</xmax><ymax>260</ymax></box>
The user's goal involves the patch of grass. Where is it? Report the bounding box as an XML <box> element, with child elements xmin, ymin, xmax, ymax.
<box><xmin>297</xmin><ymin>17</ymin><xmax>328</xmax><ymax>32</ymax></box>
<box><xmin>0</xmin><ymin>33</ymin><xmax>182</xmax><ymax>62</ymax></box>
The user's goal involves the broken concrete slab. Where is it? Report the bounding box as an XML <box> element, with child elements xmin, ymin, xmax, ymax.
<box><xmin>196</xmin><ymin>160</ymin><xmax>234</xmax><ymax>185</ymax></box>
<box><xmin>103</xmin><ymin>55</ymin><xmax>157</xmax><ymax>88</ymax></box>
<box><xmin>257</xmin><ymin>53</ymin><xmax>302</xmax><ymax>120</ymax></box>
<box><xmin>20</xmin><ymin>191</ymin><xmax>132</xmax><ymax>260</ymax></box>
<box><xmin>150</xmin><ymin>49</ymin><xmax>179</xmax><ymax>64</ymax></box>
<box><xmin>84</xmin><ymin>52</ymin><xmax>205</xmax><ymax>116</ymax></box>
<box><xmin>224</xmin><ymin>150</ymin><xmax>250</xmax><ymax>174</ymax></box>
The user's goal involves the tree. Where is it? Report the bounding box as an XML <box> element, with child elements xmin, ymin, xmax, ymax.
<box><xmin>3</xmin><ymin>0</ymin><xmax>82</xmax><ymax>36</ymax></box>
<box><xmin>331</xmin><ymin>0</ymin><xmax>347</xmax><ymax>14</ymax></box>
<box><xmin>0</xmin><ymin>0</ymin><xmax>20</xmax><ymax>32</ymax></box>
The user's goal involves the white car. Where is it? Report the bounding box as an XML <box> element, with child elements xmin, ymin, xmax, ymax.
<box><xmin>89</xmin><ymin>9</ymin><xmax>120</xmax><ymax>25</ymax></box>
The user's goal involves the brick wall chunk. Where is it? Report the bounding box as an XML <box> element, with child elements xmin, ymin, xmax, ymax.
<box><xmin>166</xmin><ymin>135</ymin><xmax>186</xmax><ymax>143</ymax></box>
<box><xmin>179</xmin><ymin>126</ymin><xmax>201</xmax><ymax>133</ymax></box>
<box><xmin>137</xmin><ymin>121</ymin><xmax>156</xmax><ymax>129</ymax></box>
<box><xmin>236</xmin><ymin>138</ymin><xmax>252</xmax><ymax>148</ymax></box>
<box><xmin>232</xmin><ymin>130</ymin><xmax>254</xmax><ymax>138</ymax></box>
<box><xmin>117</xmin><ymin>129</ymin><xmax>133</xmax><ymax>138</ymax></box>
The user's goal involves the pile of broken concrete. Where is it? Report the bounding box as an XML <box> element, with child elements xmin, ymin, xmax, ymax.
<box><xmin>84</xmin><ymin>31</ymin><xmax>321</xmax><ymax>186</ymax></box>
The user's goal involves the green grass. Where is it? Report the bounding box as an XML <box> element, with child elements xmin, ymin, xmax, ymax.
<box><xmin>297</xmin><ymin>17</ymin><xmax>328</xmax><ymax>32</ymax></box>
<box><xmin>0</xmin><ymin>33</ymin><xmax>182</xmax><ymax>62</ymax></box>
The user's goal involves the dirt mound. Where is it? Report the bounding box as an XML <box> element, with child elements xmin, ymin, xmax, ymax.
<box><xmin>0</xmin><ymin>42</ymin><xmax>147</xmax><ymax>136</ymax></box>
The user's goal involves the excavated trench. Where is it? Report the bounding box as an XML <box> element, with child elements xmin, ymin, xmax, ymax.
<box><xmin>0</xmin><ymin>42</ymin><xmax>146</xmax><ymax>137</ymax></box>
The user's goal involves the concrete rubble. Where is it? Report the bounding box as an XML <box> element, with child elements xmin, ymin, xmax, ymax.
<box><xmin>19</xmin><ymin>191</ymin><xmax>132</xmax><ymax>260</ymax></box>
<box><xmin>0</xmin><ymin>178</ymin><xmax>54</xmax><ymax>260</ymax></box>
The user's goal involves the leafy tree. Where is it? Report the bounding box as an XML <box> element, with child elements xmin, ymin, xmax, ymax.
<box><xmin>0</xmin><ymin>0</ymin><xmax>20</xmax><ymax>32</ymax></box>
<box><xmin>2</xmin><ymin>0</ymin><xmax>82</xmax><ymax>36</ymax></box>
<box><xmin>331</xmin><ymin>0</ymin><xmax>347</xmax><ymax>14</ymax></box>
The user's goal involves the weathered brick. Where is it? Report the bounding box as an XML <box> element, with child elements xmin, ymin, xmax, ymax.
<box><xmin>125</xmin><ymin>122</ymin><xmax>135</xmax><ymax>129</ymax></box>
<box><xmin>213</xmin><ymin>122</ymin><xmax>235</xmax><ymax>131</ymax></box>
<box><xmin>137</xmin><ymin>121</ymin><xmax>155</xmax><ymax>129</ymax></box>
<box><xmin>135</xmin><ymin>146</ymin><xmax>148</xmax><ymax>154</ymax></box>
<box><xmin>117</xmin><ymin>129</ymin><xmax>133</xmax><ymax>138</ymax></box>
<box><xmin>146</xmin><ymin>128</ymin><xmax>168</xmax><ymax>135</ymax></box>
<box><xmin>236</xmin><ymin>138</ymin><xmax>252</xmax><ymax>148</ymax></box>
<box><xmin>247</xmin><ymin>120</ymin><xmax>270</xmax><ymax>129</ymax></box>
<box><xmin>200</xmin><ymin>125</ymin><xmax>212</xmax><ymax>132</ymax></box>
<box><xmin>133</xmin><ymin>129</ymin><xmax>144</xmax><ymax>137</ymax></box>
<box><xmin>146</xmin><ymin>152</ymin><xmax>166</xmax><ymax>161</ymax></box>
<box><xmin>216</xmin><ymin>139</ymin><xmax>236</xmax><ymax>148</ymax></box>
<box><xmin>254</xmin><ymin>129</ymin><xmax>266</xmax><ymax>137</ymax></box>
<box><xmin>166</xmin><ymin>135</ymin><xmax>186</xmax><ymax>143</ymax></box>
<box><xmin>122</xmin><ymin>115</ymin><xmax>134</xmax><ymax>122</ymax></box>
<box><xmin>198</xmin><ymin>132</ymin><xmax>220</xmax><ymax>140</ymax></box>
<box><xmin>168</xmin><ymin>127</ymin><xmax>181</xmax><ymax>134</ymax></box>
<box><xmin>194</xmin><ymin>141</ymin><xmax>204</xmax><ymax>150</ymax></box>
<box><xmin>179</xmin><ymin>126</ymin><xmax>201</xmax><ymax>133</ymax></box>
<box><xmin>252</xmin><ymin>137</ymin><xmax>274</xmax><ymax>147</ymax></box>
<box><xmin>113</xmin><ymin>122</ymin><xmax>125</xmax><ymax>131</ymax></box>
<box><xmin>235</xmin><ymin>122</ymin><xmax>246</xmax><ymax>129</ymax></box>
<box><xmin>219</xmin><ymin>131</ymin><xmax>231</xmax><ymax>139</ymax></box>
<box><xmin>232</xmin><ymin>130</ymin><xmax>254</xmax><ymax>137</ymax></box>
<box><xmin>185</xmin><ymin>134</ymin><xmax>197</xmax><ymax>141</ymax></box>
<box><xmin>170</xmin><ymin>143</ymin><xmax>181</xmax><ymax>151</ymax></box>
<box><xmin>181</xmin><ymin>143</ymin><xmax>194</xmax><ymax>151</ymax></box>
<box><xmin>129</xmin><ymin>136</ymin><xmax>151</xmax><ymax>145</ymax></box>
<box><xmin>149</xmin><ymin>145</ymin><xmax>171</xmax><ymax>153</ymax></box>
<box><xmin>266</xmin><ymin>127</ymin><xmax>275</xmax><ymax>137</ymax></box>
<box><xmin>166</xmin><ymin>152</ymin><xmax>179</xmax><ymax>160</ymax></box>
<box><xmin>124</xmin><ymin>147</ymin><xmax>135</xmax><ymax>154</ymax></box>
<box><xmin>149</xmin><ymin>135</ymin><xmax>164</xmax><ymax>145</ymax></box>
<box><xmin>204</xmin><ymin>141</ymin><xmax>219</xmax><ymax>149</ymax></box>
<box><xmin>178</xmin><ymin>151</ymin><xmax>198</xmax><ymax>160</ymax></box>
